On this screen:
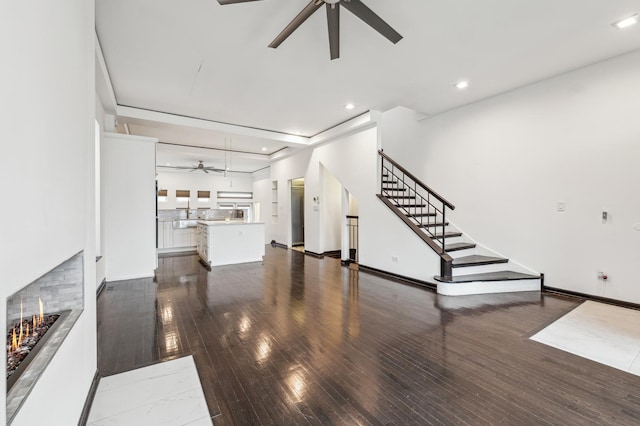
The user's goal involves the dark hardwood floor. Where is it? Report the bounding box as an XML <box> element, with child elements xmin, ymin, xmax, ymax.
<box><xmin>97</xmin><ymin>247</ymin><xmax>640</xmax><ymax>425</ymax></box>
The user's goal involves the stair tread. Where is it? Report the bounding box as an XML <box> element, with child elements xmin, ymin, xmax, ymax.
<box><xmin>418</xmin><ymin>222</ymin><xmax>449</xmax><ymax>228</ymax></box>
<box><xmin>386</xmin><ymin>195</ymin><xmax>416</xmax><ymax>199</ymax></box>
<box><xmin>382</xmin><ymin>187</ymin><xmax>406</xmax><ymax>191</ymax></box>
<box><xmin>452</xmin><ymin>255</ymin><xmax>509</xmax><ymax>268</ymax></box>
<box><xmin>406</xmin><ymin>213</ymin><xmax>437</xmax><ymax>217</ymax></box>
<box><xmin>443</xmin><ymin>242</ymin><xmax>476</xmax><ymax>252</ymax></box>
<box><xmin>395</xmin><ymin>204</ymin><xmax>427</xmax><ymax>208</ymax></box>
<box><xmin>434</xmin><ymin>270</ymin><xmax>539</xmax><ymax>283</ymax></box>
<box><xmin>430</xmin><ymin>231</ymin><xmax>462</xmax><ymax>238</ymax></box>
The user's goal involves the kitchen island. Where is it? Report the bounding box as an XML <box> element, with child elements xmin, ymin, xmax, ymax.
<box><xmin>196</xmin><ymin>221</ymin><xmax>265</xmax><ymax>267</ymax></box>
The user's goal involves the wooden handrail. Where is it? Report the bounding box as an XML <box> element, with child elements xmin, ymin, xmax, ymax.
<box><xmin>379</xmin><ymin>150</ymin><xmax>455</xmax><ymax>210</ymax></box>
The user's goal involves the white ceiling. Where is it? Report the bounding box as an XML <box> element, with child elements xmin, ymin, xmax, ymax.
<box><xmin>121</xmin><ymin>117</ymin><xmax>291</xmax><ymax>173</ymax></box>
<box><xmin>156</xmin><ymin>140</ymin><xmax>272</xmax><ymax>174</ymax></box>
<box><xmin>95</xmin><ymin>0</ymin><xmax>640</xmax><ymax>168</ymax></box>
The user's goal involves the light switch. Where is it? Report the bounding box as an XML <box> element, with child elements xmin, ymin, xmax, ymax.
<box><xmin>556</xmin><ymin>202</ymin><xmax>565</xmax><ymax>212</ymax></box>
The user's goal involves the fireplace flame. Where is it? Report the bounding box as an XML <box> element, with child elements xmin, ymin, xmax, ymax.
<box><xmin>9</xmin><ymin>297</ymin><xmax>47</xmax><ymax>354</ymax></box>
<box><xmin>12</xmin><ymin>328</ymin><xmax>17</xmax><ymax>351</ymax></box>
<box><xmin>19</xmin><ymin>300</ymin><xmax>24</xmax><ymax>346</ymax></box>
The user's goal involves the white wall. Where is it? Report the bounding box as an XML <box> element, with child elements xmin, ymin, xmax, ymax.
<box><xmin>157</xmin><ymin>171</ymin><xmax>253</xmax><ymax>210</ymax></box>
<box><xmin>263</xmin><ymin>127</ymin><xmax>442</xmax><ymax>279</ymax></box>
<box><xmin>0</xmin><ymin>0</ymin><xmax>96</xmax><ymax>424</ymax></box>
<box><xmin>251</xmin><ymin>168</ymin><xmax>272</xmax><ymax>239</ymax></box>
<box><xmin>102</xmin><ymin>133</ymin><xmax>157</xmax><ymax>281</ymax></box>
<box><xmin>95</xmin><ymin>97</ymin><xmax>107</xmax><ymax>288</ymax></box>
<box><xmin>269</xmin><ymin>150</ymin><xmax>313</xmax><ymax>247</ymax></box>
<box><xmin>348</xmin><ymin>192</ymin><xmax>359</xmax><ymax>216</ymax></box>
<box><xmin>381</xmin><ymin>49</ymin><xmax>640</xmax><ymax>304</ymax></box>
<box><xmin>320</xmin><ymin>164</ymin><xmax>343</xmax><ymax>252</ymax></box>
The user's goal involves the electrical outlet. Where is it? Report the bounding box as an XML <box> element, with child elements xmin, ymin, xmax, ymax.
<box><xmin>556</xmin><ymin>202</ymin><xmax>566</xmax><ymax>212</ymax></box>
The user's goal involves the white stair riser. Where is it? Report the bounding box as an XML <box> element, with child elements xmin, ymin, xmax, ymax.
<box><xmin>437</xmin><ymin>279</ymin><xmax>541</xmax><ymax>296</ymax></box>
<box><xmin>426</xmin><ymin>236</ymin><xmax>464</xmax><ymax>246</ymax></box>
<box><xmin>445</xmin><ymin>247</ymin><xmax>477</xmax><ymax>258</ymax></box>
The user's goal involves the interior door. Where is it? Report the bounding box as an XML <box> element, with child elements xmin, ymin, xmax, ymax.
<box><xmin>291</xmin><ymin>185</ymin><xmax>305</xmax><ymax>246</ymax></box>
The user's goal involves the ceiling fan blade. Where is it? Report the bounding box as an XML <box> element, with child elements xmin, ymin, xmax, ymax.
<box><xmin>217</xmin><ymin>0</ymin><xmax>263</xmax><ymax>5</ymax></box>
<box><xmin>326</xmin><ymin>3</ymin><xmax>340</xmax><ymax>60</ymax></box>
<box><xmin>269</xmin><ymin>0</ymin><xmax>323</xmax><ymax>49</ymax></box>
<box><xmin>341</xmin><ymin>0</ymin><xmax>402</xmax><ymax>44</ymax></box>
<box><xmin>158</xmin><ymin>165</ymin><xmax>191</xmax><ymax>170</ymax></box>
<box><xmin>189</xmin><ymin>168</ymin><xmax>197</xmax><ymax>172</ymax></box>
<box><xmin>203</xmin><ymin>169</ymin><xmax>209</xmax><ymax>174</ymax></box>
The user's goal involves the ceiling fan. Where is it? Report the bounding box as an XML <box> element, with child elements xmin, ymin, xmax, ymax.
<box><xmin>217</xmin><ymin>0</ymin><xmax>402</xmax><ymax>60</ymax></box>
<box><xmin>160</xmin><ymin>161</ymin><xmax>224</xmax><ymax>174</ymax></box>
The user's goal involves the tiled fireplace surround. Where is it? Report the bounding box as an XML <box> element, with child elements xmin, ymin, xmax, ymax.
<box><xmin>6</xmin><ymin>252</ymin><xmax>84</xmax><ymax>424</ymax></box>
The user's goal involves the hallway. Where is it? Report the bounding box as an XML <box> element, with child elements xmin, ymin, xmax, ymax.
<box><xmin>97</xmin><ymin>247</ymin><xmax>640</xmax><ymax>425</ymax></box>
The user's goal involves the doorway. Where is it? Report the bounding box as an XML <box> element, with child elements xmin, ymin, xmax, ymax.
<box><xmin>343</xmin><ymin>189</ymin><xmax>359</xmax><ymax>264</ymax></box>
<box><xmin>290</xmin><ymin>178</ymin><xmax>305</xmax><ymax>249</ymax></box>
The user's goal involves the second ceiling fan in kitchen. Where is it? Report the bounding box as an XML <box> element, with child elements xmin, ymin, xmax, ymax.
<box><xmin>160</xmin><ymin>160</ymin><xmax>224</xmax><ymax>174</ymax></box>
<box><xmin>217</xmin><ymin>0</ymin><xmax>402</xmax><ymax>60</ymax></box>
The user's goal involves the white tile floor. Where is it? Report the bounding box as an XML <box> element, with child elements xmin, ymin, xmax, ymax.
<box><xmin>531</xmin><ymin>300</ymin><xmax>640</xmax><ymax>376</ymax></box>
<box><xmin>87</xmin><ymin>355</ymin><xmax>212</xmax><ymax>426</ymax></box>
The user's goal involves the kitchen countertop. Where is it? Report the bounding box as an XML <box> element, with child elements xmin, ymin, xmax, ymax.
<box><xmin>197</xmin><ymin>221</ymin><xmax>264</xmax><ymax>226</ymax></box>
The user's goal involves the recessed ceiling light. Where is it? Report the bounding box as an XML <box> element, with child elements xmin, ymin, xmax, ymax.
<box><xmin>344</xmin><ymin>103</ymin><xmax>355</xmax><ymax>110</ymax></box>
<box><xmin>455</xmin><ymin>81</ymin><xmax>469</xmax><ymax>90</ymax></box>
<box><xmin>261</xmin><ymin>147</ymin><xmax>267</xmax><ymax>151</ymax></box>
<box><xmin>612</xmin><ymin>14</ymin><xmax>639</xmax><ymax>29</ymax></box>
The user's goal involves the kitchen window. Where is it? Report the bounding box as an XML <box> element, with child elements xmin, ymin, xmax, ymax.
<box><xmin>176</xmin><ymin>189</ymin><xmax>190</xmax><ymax>202</ymax></box>
<box><xmin>217</xmin><ymin>202</ymin><xmax>253</xmax><ymax>222</ymax></box>
<box><xmin>217</xmin><ymin>191</ymin><xmax>252</xmax><ymax>199</ymax></box>
<box><xmin>157</xmin><ymin>189</ymin><xmax>168</xmax><ymax>202</ymax></box>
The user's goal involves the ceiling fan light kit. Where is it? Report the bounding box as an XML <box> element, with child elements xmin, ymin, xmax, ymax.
<box><xmin>218</xmin><ymin>0</ymin><xmax>402</xmax><ymax>60</ymax></box>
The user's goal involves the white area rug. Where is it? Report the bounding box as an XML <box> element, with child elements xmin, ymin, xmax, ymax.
<box><xmin>531</xmin><ymin>300</ymin><xmax>640</xmax><ymax>376</ymax></box>
<box><xmin>88</xmin><ymin>355</ymin><xmax>212</xmax><ymax>425</ymax></box>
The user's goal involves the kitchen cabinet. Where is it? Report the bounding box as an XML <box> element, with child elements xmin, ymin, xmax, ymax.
<box><xmin>163</xmin><ymin>222</ymin><xmax>174</xmax><ymax>248</ymax></box>
<box><xmin>173</xmin><ymin>227</ymin><xmax>196</xmax><ymax>248</ymax></box>
<box><xmin>157</xmin><ymin>221</ymin><xmax>195</xmax><ymax>253</ymax></box>
<box><xmin>157</xmin><ymin>222</ymin><xmax>164</xmax><ymax>249</ymax></box>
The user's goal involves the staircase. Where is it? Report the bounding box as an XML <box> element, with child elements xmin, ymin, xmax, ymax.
<box><xmin>377</xmin><ymin>150</ymin><xmax>540</xmax><ymax>296</ymax></box>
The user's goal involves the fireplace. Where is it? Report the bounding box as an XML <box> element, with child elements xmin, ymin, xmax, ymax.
<box><xmin>5</xmin><ymin>252</ymin><xmax>84</xmax><ymax>424</ymax></box>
